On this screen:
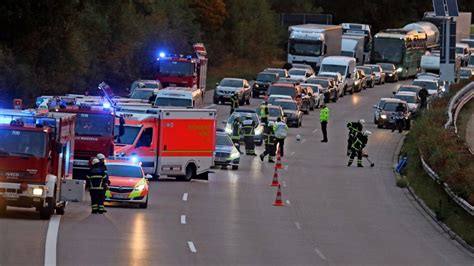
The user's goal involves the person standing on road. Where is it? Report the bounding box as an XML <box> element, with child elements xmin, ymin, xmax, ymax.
<box><xmin>96</xmin><ymin>153</ymin><xmax>111</xmax><ymax>213</ymax></box>
<box><xmin>231</xmin><ymin>116</ymin><xmax>243</xmax><ymax>154</ymax></box>
<box><xmin>320</xmin><ymin>104</ymin><xmax>330</xmax><ymax>142</ymax></box>
<box><xmin>418</xmin><ymin>87</ymin><xmax>429</xmax><ymax>109</ymax></box>
<box><xmin>260</xmin><ymin>121</ymin><xmax>276</xmax><ymax>163</ymax></box>
<box><xmin>259</xmin><ymin>101</ymin><xmax>269</xmax><ymax>126</ymax></box>
<box><xmin>230</xmin><ymin>92</ymin><xmax>239</xmax><ymax>114</ymax></box>
<box><xmin>346</xmin><ymin>119</ymin><xmax>364</xmax><ymax>156</ymax></box>
<box><xmin>87</xmin><ymin>158</ymin><xmax>108</xmax><ymax>214</ymax></box>
<box><xmin>348</xmin><ymin>130</ymin><xmax>371</xmax><ymax>167</ymax></box>
<box><xmin>242</xmin><ymin>114</ymin><xmax>256</xmax><ymax>156</ymax></box>
<box><xmin>274</xmin><ymin>117</ymin><xmax>288</xmax><ymax>157</ymax></box>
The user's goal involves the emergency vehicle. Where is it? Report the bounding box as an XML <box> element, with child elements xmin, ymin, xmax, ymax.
<box><xmin>156</xmin><ymin>43</ymin><xmax>208</xmax><ymax>91</ymax></box>
<box><xmin>0</xmin><ymin>109</ymin><xmax>75</xmax><ymax>219</ymax></box>
<box><xmin>154</xmin><ymin>87</ymin><xmax>204</xmax><ymax>108</ymax></box>
<box><xmin>115</xmin><ymin>108</ymin><xmax>217</xmax><ymax>181</ymax></box>
<box><xmin>36</xmin><ymin>96</ymin><xmax>116</xmax><ymax>179</ymax></box>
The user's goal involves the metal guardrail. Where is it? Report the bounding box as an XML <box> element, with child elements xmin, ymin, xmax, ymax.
<box><xmin>419</xmin><ymin>153</ymin><xmax>474</xmax><ymax>216</ymax></box>
<box><xmin>444</xmin><ymin>81</ymin><xmax>474</xmax><ymax>134</ymax></box>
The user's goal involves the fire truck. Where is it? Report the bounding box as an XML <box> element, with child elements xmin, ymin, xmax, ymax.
<box><xmin>0</xmin><ymin>109</ymin><xmax>75</xmax><ymax>219</ymax></box>
<box><xmin>36</xmin><ymin>96</ymin><xmax>116</xmax><ymax>179</ymax></box>
<box><xmin>156</xmin><ymin>43</ymin><xmax>208</xmax><ymax>92</ymax></box>
<box><xmin>114</xmin><ymin>108</ymin><xmax>216</xmax><ymax>181</ymax></box>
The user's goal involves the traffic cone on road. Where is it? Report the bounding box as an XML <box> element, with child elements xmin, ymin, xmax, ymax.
<box><xmin>270</xmin><ymin>168</ymin><xmax>280</xmax><ymax>187</ymax></box>
<box><xmin>273</xmin><ymin>184</ymin><xmax>284</xmax><ymax>206</ymax></box>
<box><xmin>275</xmin><ymin>146</ymin><xmax>283</xmax><ymax>169</ymax></box>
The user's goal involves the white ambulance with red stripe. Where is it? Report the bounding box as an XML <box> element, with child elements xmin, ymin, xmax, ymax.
<box><xmin>114</xmin><ymin>108</ymin><xmax>216</xmax><ymax>181</ymax></box>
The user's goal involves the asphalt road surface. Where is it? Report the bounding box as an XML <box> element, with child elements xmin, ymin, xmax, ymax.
<box><xmin>1</xmin><ymin>82</ymin><xmax>473</xmax><ymax>265</ymax></box>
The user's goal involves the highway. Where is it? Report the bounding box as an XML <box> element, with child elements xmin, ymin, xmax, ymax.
<box><xmin>1</xmin><ymin>81</ymin><xmax>473</xmax><ymax>265</ymax></box>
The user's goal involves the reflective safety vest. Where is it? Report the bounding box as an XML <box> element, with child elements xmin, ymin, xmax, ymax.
<box><xmin>231</xmin><ymin>120</ymin><xmax>241</xmax><ymax>140</ymax></box>
<box><xmin>242</xmin><ymin>119</ymin><xmax>255</xmax><ymax>136</ymax></box>
<box><xmin>347</xmin><ymin>121</ymin><xmax>362</xmax><ymax>138</ymax></box>
<box><xmin>86</xmin><ymin>167</ymin><xmax>107</xmax><ymax>190</ymax></box>
<box><xmin>320</xmin><ymin>107</ymin><xmax>329</xmax><ymax>122</ymax></box>
<box><xmin>260</xmin><ymin>105</ymin><xmax>269</xmax><ymax>118</ymax></box>
<box><xmin>230</xmin><ymin>96</ymin><xmax>239</xmax><ymax>109</ymax></box>
<box><xmin>351</xmin><ymin>132</ymin><xmax>368</xmax><ymax>151</ymax></box>
<box><xmin>264</xmin><ymin>129</ymin><xmax>276</xmax><ymax>145</ymax></box>
<box><xmin>274</xmin><ymin>122</ymin><xmax>288</xmax><ymax>139</ymax></box>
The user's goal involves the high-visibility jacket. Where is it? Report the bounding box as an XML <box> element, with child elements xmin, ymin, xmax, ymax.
<box><xmin>86</xmin><ymin>166</ymin><xmax>107</xmax><ymax>190</ymax></box>
<box><xmin>231</xmin><ymin>120</ymin><xmax>241</xmax><ymax>140</ymax></box>
<box><xmin>351</xmin><ymin>132</ymin><xmax>368</xmax><ymax>151</ymax></box>
<box><xmin>260</xmin><ymin>105</ymin><xmax>269</xmax><ymax>118</ymax></box>
<box><xmin>347</xmin><ymin>121</ymin><xmax>363</xmax><ymax>138</ymax></box>
<box><xmin>274</xmin><ymin>121</ymin><xmax>288</xmax><ymax>139</ymax></box>
<box><xmin>320</xmin><ymin>107</ymin><xmax>329</xmax><ymax>122</ymax></box>
<box><xmin>242</xmin><ymin>119</ymin><xmax>255</xmax><ymax>136</ymax></box>
<box><xmin>230</xmin><ymin>96</ymin><xmax>239</xmax><ymax>109</ymax></box>
<box><xmin>263</xmin><ymin>127</ymin><xmax>276</xmax><ymax>145</ymax></box>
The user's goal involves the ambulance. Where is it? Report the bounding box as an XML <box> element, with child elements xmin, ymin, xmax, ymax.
<box><xmin>114</xmin><ymin>108</ymin><xmax>216</xmax><ymax>181</ymax></box>
<box><xmin>154</xmin><ymin>87</ymin><xmax>204</xmax><ymax>108</ymax></box>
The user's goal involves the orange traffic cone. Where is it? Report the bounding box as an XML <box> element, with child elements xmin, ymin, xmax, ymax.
<box><xmin>275</xmin><ymin>149</ymin><xmax>283</xmax><ymax>169</ymax></box>
<box><xmin>273</xmin><ymin>184</ymin><xmax>284</xmax><ymax>206</ymax></box>
<box><xmin>270</xmin><ymin>168</ymin><xmax>280</xmax><ymax>187</ymax></box>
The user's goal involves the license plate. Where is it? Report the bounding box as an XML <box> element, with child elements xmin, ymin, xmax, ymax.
<box><xmin>2</xmin><ymin>192</ymin><xmax>19</xmax><ymax>199</ymax></box>
<box><xmin>215</xmin><ymin>157</ymin><xmax>227</xmax><ymax>162</ymax></box>
<box><xmin>112</xmin><ymin>194</ymin><xmax>128</xmax><ymax>199</ymax></box>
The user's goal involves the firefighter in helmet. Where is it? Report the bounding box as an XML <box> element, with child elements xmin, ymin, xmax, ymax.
<box><xmin>346</xmin><ymin>119</ymin><xmax>364</xmax><ymax>156</ymax></box>
<box><xmin>230</xmin><ymin>92</ymin><xmax>239</xmax><ymax>114</ymax></box>
<box><xmin>260</xmin><ymin>121</ymin><xmax>276</xmax><ymax>162</ymax></box>
<box><xmin>242</xmin><ymin>113</ymin><xmax>256</xmax><ymax>155</ymax></box>
<box><xmin>87</xmin><ymin>158</ymin><xmax>109</xmax><ymax>214</ymax></box>
<box><xmin>348</xmin><ymin>130</ymin><xmax>371</xmax><ymax>167</ymax></box>
<box><xmin>231</xmin><ymin>116</ymin><xmax>243</xmax><ymax>154</ymax></box>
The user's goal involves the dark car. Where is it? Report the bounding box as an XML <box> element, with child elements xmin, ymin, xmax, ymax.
<box><xmin>374</xmin><ymin>99</ymin><xmax>411</xmax><ymax>129</ymax></box>
<box><xmin>214</xmin><ymin>132</ymin><xmax>240</xmax><ymax>170</ymax></box>
<box><xmin>306</xmin><ymin>77</ymin><xmax>337</xmax><ymax>103</ymax></box>
<box><xmin>252</xmin><ymin>72</ymin><xmax>279</xmax><ymax>98</ymax></box>
<box><xmin>357</xmin><ymin>66</ymin><xmax>375</xmax><ymax>88</ymax></box>
<box><xmin>377</xmin><ymin>63</ymin><xmax>398</xmax><ymax>82</ymax></box>
<box><xmin>273</xmin><ymin>99</ymin><xmax>303</xmax><ymax>127</ymax></box>
<box><xmin>267</xmin><ymin>83</ymin><xmax>302</xmax><ymax>100</ymax></box>
<box><xmin>264</xmin><ymin>68</ymin><xmax>289</xmax><ymax>78</ymax></box>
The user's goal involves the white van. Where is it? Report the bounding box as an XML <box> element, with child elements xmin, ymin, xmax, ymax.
<box><xmin>319</xmin><ymin>56</ymin><xmax>357</xmax><ymax>95</ymax></box>
<box><xmin>154</xmin><ymin>87</ymin><xmax>204</xmax><ymax>108</ymax></box>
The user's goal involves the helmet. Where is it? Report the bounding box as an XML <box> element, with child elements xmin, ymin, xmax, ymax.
<box><xmin>363</xmin><ymin>130</ymin><xmax>372</xmax><ymax>136</ymax></box>
<box><xmin>296</xmin><ymin>134</ymin><xmax>302</xmax><ymax>141</ymax></box>
<box><xmin>91</xmin><ymin>158</ymin><xmax>100</xmax><ymax>166</ymax></box>
<box><xmin>359</xmin><ymin>119</ymin><xmax>365</xmax><ymax>124</ymax></box>
<box><xmin>96</xmin><ymin>153</ymin><xmax>105</xmax><ymax>160</ymax></box>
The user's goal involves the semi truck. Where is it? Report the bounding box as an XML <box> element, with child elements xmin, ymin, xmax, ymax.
<box><xmin>287</xmin><ymin>24</ymin><xmax>342</xmax><ymax>71</ymax></box>
<box><xmin>423</xmin><ymin>12</ymin><xmax>472</xmax><ymax>43</ymax></box>
<box><xmin>341</xmin><ymin>23</ymin><xmax>372</xmax><ymax>64</ymax></box>
<box><xmin>341</xmin><ymin>35</ymin><xmax>365</xmax><ymax>65</ymax></box>
<box><xmin>0</xmin><ymin>109</ymin><xmax>75</xmax><ymax>219</ymax></box>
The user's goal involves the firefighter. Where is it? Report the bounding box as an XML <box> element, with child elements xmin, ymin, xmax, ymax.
<box><xmin>259</xmin><ymin>101</ymin><xmax>269</xmax><ymax>126</ymax></box>
<box><xmin>274</xmin><ymin>117</ymin><xmax>288</xmax><ymax>157</ymax></box>
<box><xmin>242</xmin><ymin>113</ymin><xmax>256</xmax><ymax>156</ymax></box>
<box><xmin>260</xmin><ymin>121</ymin><xmax>276</xmax><ymax>163</ymax></box>
<box><xmin>87</xmin><ymin>158</ymin><xmax>108</xmax><ymax>214</ymax></box>
<box><xmin>230</xmin><ymin>92</ymin><xmax>239</xmax><ymax>114</ymax></box>
<box><xmin>96</xmin><ymin>153</ymin><xmax>111</xmax><ymax>211</ymax></box>
<box><xmin>348</xmin><ymin>130</ymin><xmax>371</xmax><ymax>167</ymax></box>
<box><xmin>346</xmin><ymin>119</ymin><xmax>364</xmax><ymax>156</ymax></box>
<box><xmin>418</xmin><ymin>87</ymin><xmax>429</xmax><ymax>109</ymax></box>
<box><xmin>231</xmin><ymin>116</ymin><xmax>243</xmax><ymax>154</ymax></box>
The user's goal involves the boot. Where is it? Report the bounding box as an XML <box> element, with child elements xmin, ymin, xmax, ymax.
<box><xmin>357</xmin><ymin>163</ymin><xmax>363</xmax><ymax>167</ymax></box>
<box><xmin>259</xmin><ymin>154</ymin><xmax>264</xmax><ymax>161</ymax></box>
<box><xmin>347</xmin><ymin>161</ymin><xmax>352</xmax><ymax>167</ymax></box>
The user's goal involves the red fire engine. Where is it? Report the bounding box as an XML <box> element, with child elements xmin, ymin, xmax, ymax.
<box><xmin>156</xmin><ymin>43</ymin><xmax>208</xmax><ymax>91</ymax></box>
<box><xmin>0</xmin><ymin>109</ymin><xmax>75</xmax><ymax>219</ymax></box>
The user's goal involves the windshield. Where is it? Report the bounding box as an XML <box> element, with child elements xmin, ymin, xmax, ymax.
<box><xmin>114</xmin><ymin>125</ymin><xmax>141</xmax><ymax>145</ymax></box>
<box><xmin>412</xmin><ymin>81</ymin><xmax>437</xmax><ymax>92</ymax></box>
<box><xmin>268</xmin><ymin>86</ymin><xmax>296</xmax><ymax>97</ymax></box>
<box><xmin>373</xmin><ymin>38</ymin><xmax>403</xmax><ymax>63</ymax></box>
<box><xmin>76</xmin><ymin>113</ymin><xmax>113</xmax><ymax>137</ymax></box>
<box><xmin>228</xmin><ymin>113</ymin><xmax>258</xmax><ymax>125</ymax></box>
<box><xmin>154</xmin><ymin>97</ymin><xmax>192</xmax><ymax>107</ymax></box>
<box><xmin>131</xmin><ymin>81</ymin><xmax>160</xmax><ymax>91</ymax></box>
<box><xmin>216</xmin><ymin>134</ymin><xmax>233</xmax><ymax>146</ymax></box>
<box><xmin>319</xmin><ymin>64</ymin><xmax>347</xmax><ymax>75</ymax></box>
<box><xmin>379</xmin><ymin>63</ymin><xmax>395</xmax><ymax>71</ymax></box>
<box><xmin>266</xmin><ymin>69</ymin><xmax>286</xmax><ymax>77</ymax></box>
<box><xmin>0</xmin><ymin>129</ymin><xmax>47</xmax><ymax>157</ymax></box>
<box><xmin>268</xmin><ymin>96</ymin><xmax>289</xmax><ymax>104</ymax></box>
<box><xmin>341</xmin><ymin>51</ymin><xmax>354</xmax><ymax>57</ymax></box>
<box><xmin>394</xmin><ymin>95</ymin><xmax>416</xmax><ymax>103</ymax></box>
<box><xmin>461</xmin><ymin>40</ymin><xmax>474</xmax><ymax>48</ymax></box>
<box><xmin>456</xmin><ymin>47</ymin><xmax>465</xmax><ymax>54</ymax></box>
<box><xmin>288</xmin><ymin>39</ymin><xmax>322</xmax><ymax>56</ymax></box>
<box><xmin>469</xmin><ymin>57</ymin><xmax>474</xmax><ymax>66</ymax></box>
<box><xmin>131</xmin><ymin>90</ymin><xmax>154</xmax><ymax>100</ymax></box>
<box><xmin>268</xmin><ymin>108</ymin><xmax>282</xmax><ymax>116</ymax></box>
<box><xmin>460</xmin><ymin>69</ymin><xmax>471</xmax><ymax>76</ymax></box>
<box><xmin>107</xmin><ymin>164</ymin><xmax>143</xmax><ymax>178</ymax></box>
<box><xmin>257</xmin><ymin>73</ymin><xmax>277</xmax><ymax>83</ymax></box>
<box><xmin>307</xmin><ymin>79</ymin><xmax>328</xmax><ymax>88</ymax></box>
<box><xmin>369</xmin><ymin>65</ymin><xmax>382</xmax><ymax>73</ymax></box>
<box><xmin>399</xmin><ymin>86</ymin><xmax>418</xmax><ymax>93</ymax></box>
<box><xmin>383</xmin><ymin>102</ymin><xmax>405</xmax><ymax>112</ymax></box>
<box><xmin>158</xmin><ymin>60</ymin><xmax>193</xmax><ymax>76</ymax></box>
<box><xmin>359</xmin><ymin>67</ymin><xmax>372</xmax><ymax>74</ymax></box>
<box><xmin>289</xmin><ymin>69</ymin><xmax>306</xmax><ymax>76</ymax></box>
<box><xmin>274</xmin><ymin>101</ymin><xmax>297</xmax><ymax>111</ymax></box>
<box><xmin>220</xmin><ymin>79</ymin><xmax>243</xmax><ymax>87</ymax></box>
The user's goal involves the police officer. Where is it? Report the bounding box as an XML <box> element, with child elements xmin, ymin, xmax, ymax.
<box><xmin>392</xmin><ymin>103</ymin><xmax>406</xmax><ymax>133</ymax></box>
<box><xmin>260</xmin><ymin>121</ymin><xmax>276</xmax><ymax>162</ymax></box>
<box><xmin>86</xmin><ymin>158</ymin><xmax>109</xmax><ymax>214</ymax></box>
<box><xmin>230</xmin><ymin>92</ymin><xmax>239</xmax><ymax>114</ymax></box>
<box><xmin>346</xmin><ymin>119</ymin><xmax>364</xmax><ymax>156</ymax></box>
<box><xmin>242</xmin><ymin>114</ymin><xmax>256</xmax><ymax>155</ymax></box>
<box><xmin>274</xmin><ymin>117</ymin><xmax>288</xmax><ymax>157</ymax></box>
<box><xmin>259</xmin><ymin>101</ymin><xmax>269</xmax><ymax>126</ymax></box>
<box><xmin>320</xmin><ymin>104</ymin><xmax>330</xmax><ymax>142</ymax></box>
<box><xmin>231</xmin><ymin>116</ymin><xmax>243</xmax><ymax>154</ymax></box>
<box><xmin>348</xmin><ymin>130</ymin><xmax>371</xmax><ymax>167</ymax></box>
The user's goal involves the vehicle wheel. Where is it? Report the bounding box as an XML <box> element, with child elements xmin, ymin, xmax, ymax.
<box><xmin>374</xmin><ymin>117</ymin><xmax>378</xmax><ymax>124</ymax></box>
<box><xmin>232</xmin><ymin>165</ymin><xmax>239</xmax><ymax>170</ymax></box>
<box><xmin>252</xmin><ymin>92</ymin><xmax>258</xmax><ymax>98</ymax></box>
<box><xmin>246</xmin><ymin>96</ymin><xmax>250</xmax><ymax>105</ymax></box>
<box><xmin>332</xmin><ymin>91</ymin><xmax>338</xmax><ymax>102</ymax></box>
<box><xmin>377</xmin><ymin>123</ymin><xmax>383</xmax><ymax>129</ymax></box>
<box><xmin>139</xmin><ymin>197</ymin><xmax>148</xmax><ymax>208</ymax></box>
<box><xmin>405</xmin><ymin>121</ymin><xmax>411</xmax><ymax>130</ymax></box>
<box><xmin>39</xmin><ymin>197</ymin><xmax>55</xmax><ymax>220</ymax></box>
<box><xmin>349</xmin><ymin>87</ymin><xmax>354</xmax><ymax>94</ymax></box>
<box><xmin>0</xmin><ymin>201</ymin><xmax>6</xmax><ymax>216</ymax></box>
<box><xmin>213</xmin><ymin>98</ymin><xmax>218</xmax><ymax>104</ymax></box>
<box><xmin>182</xmin><ymin>164</ymin><xmax>196</xmax><ymax>182</ymax></box>
<box><xmin>55</xmin><ymin>205</ymin><xmax>65</xmax><ymax>215</ymax></box>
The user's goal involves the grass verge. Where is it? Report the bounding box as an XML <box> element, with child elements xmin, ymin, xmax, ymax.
<box><xmin>456</xmin><ymin>99</ymin><xmax>474</xmax><ymax>146</ymax></box>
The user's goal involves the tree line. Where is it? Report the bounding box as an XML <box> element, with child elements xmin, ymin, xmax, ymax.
<box><xmin>0</xmin><ymin>0</ymin><xmax>472</xmax><ymax>106</ymax></box>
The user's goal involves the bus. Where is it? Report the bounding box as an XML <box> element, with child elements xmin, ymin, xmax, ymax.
<box><xmin>371</xmin><ymin>29</ymin><xmax>429</xmax><ymax>79</ymax></box>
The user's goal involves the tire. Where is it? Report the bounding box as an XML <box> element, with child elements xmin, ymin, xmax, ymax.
<box><xmin>252</xmin><ymin>92</ymin><xmax>258</xmax><ymax>98</ymax></box>
<box><xmin>182</xmin><ymin>164</ymin><xmax>195</xmax><ymax>182</ymax></box>
<box><xmin>139</xmin><ymin>197</ymin><xmax>148</xmax><ymax>208</ymax></box>
<box><xmin>246</xmin><ymin>96</ymin><xmax>250</xmax><ymax>105</ymax></box>
<box><xmin>239</xmin><ymin>98</ymin><xmax>245</xmax><ymax>106</ymax></box>
<box><xmin>39</xmin><ymin>197</ymin><xmax>55</xmax><ymax>220</ymax></box>
<box><xmin>332</xmin><ymin>91</ymin><xmax>338</xmax><ymax>102</ymax></box>
<box><xmin>0</xmin><ymin>201</ymin><xmax>6</xmax><ymax>216</ymax></box>
<box><xmin>55</xmin><ymin>206</ymin><xmax>65</xmax><ymax>215</ymax></box>
<box><xmin>213</xmin><ymin>98</ymin><xmax>218</xmax><ymax>104</ymax></box>
<box><xmin>232</xmin><ymin>165</ymin><xmax>239</xmax><ymax>170</ymax></box>
<box><xmin>374</xmin><ymin>117</ymin><xmax>378</xmax><ymax>124</ymax></box>
<box><xmin>377</xmin><ymin>123</ymin><xmax>383</xmax><ymax>129</ymax></box>
<box><xmin>349</xmin><ymin>87</ymin><xmax>354</xmax><ymax>94</ymax></box>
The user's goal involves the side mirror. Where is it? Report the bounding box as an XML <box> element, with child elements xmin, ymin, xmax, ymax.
<box><xmin>145</xmin><ymin>174</ymin><xmax>153</xmax><ymax>179</ymax></box>
<box><xmin>372</xmin><ymin>105</ymin><xmax>378</xmax><ymax>109</ymax></box>
<box><xmin>215</xmin><ymin>82</ymin><xmax>219</xmax><ymax>86</ymax></box>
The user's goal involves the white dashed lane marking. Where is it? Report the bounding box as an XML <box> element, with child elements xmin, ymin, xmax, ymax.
<box><xmin>181</xmin><ymin>215</ymin><xmax>186</xmax><ymax>224</ymax></box>
<box><xmin>182</xmin><ymin>193</ymin><xmax>188</xmax><ymax>201</ymax></box>
<box><xmin>187</xmin><ymin>241</ymin><xmax>197</xmax><ymax>253</ymax></box>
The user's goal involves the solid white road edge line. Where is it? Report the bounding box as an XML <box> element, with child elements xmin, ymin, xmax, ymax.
<box><xmin>44</xmin><ymin>215</ymin><xmax>61</xmax><ymax>266</ymax></box>
<box><xmin>314</xmin><ymin>247</ymin><xmax>328</xmax><ymax>261</ymax></box>
<box><xmin>181</xmin><ymin>215</ymin><xmax>186</xmax><ymax>224</ymax></box>
<box><xmin>187</xmin><ymin>241</ymin><xmax>197</xmax><ymax>253</ymax></box>
<box><xmin>182</xmin><ymin>193</ymin><xmax>188</xmax><ymax>201</ymax></box>
<box><xmin>205</xmin><ymin>104</ymin><xmax>216</xmax><ymax>109</ymax></box>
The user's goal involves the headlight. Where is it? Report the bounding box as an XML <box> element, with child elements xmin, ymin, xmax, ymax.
<box><xmin>134</xmin><ymin>184</ymin><xmax>145</xmax><ymax>191</ymax></box>
<box><xmin>225</xmin><ymin>125</ymin><xmax>232</xmax><ymax>134</ymax></box>
<box><xmin>229</xmin><ymin>150</ymin><xmax>240</xmax><ymax>159</ymax></box>
<box><xmin>255</xmin><ymin>84</ymin><xmax>259</xmax><ymax>88</ymax></box>
<box><xmin>255</xmin><ymin>126</ymin><xmax>263</xmax><ymax>136</ymax></box>
<box><xmin>396</xmin><ymin>67</ymin><xmax>403</xmax><ymax>73</ymax></box>
<box><xmin>33</xmin><ymin>187</ymin><xmax>43</xmax><ymax>196</ymax></box>
<box><xmin>388</xmin><ymin>73</ymin><xmax>393</xmax><ymax>76</ymax></box>
<box><xmin>380</xmin><ymin>114</ymin><xmax>387</xmax><ymax>119</ymax></box>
